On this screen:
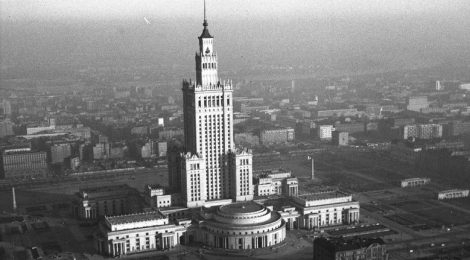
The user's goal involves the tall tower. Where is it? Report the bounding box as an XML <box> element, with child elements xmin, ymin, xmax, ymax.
<box><xmin>179</xmin><ymin>1</ymin><xmax>253</xmax><ymax>207</ymax></box>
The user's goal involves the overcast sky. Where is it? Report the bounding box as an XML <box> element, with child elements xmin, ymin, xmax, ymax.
<box><xmin>2</xmin><ymin>0</ymin><xmax>469</xmax><ymax>20</ymax></box>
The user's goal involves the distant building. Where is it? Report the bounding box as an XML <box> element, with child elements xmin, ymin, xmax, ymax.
<box><xmin>317</xmin><ymin>109</ymin><xmax>359</xmax><ymax>118</ymax></box>
<box><xmin>436</xmin><ymin>80</ymin><xmax>443</xmax><ymax>91</ymax></box>
<box><xmin>438</xmin><ymin>189</ymin><xmax>469</xmax><ymax>200</ymax></box>
<box><xmin>332</xmin><ymin>131</ymin><xmax>348</xmax><ymax>146</ymax></box>
<box><xmin>131</xmin><ymin>126</ymin><xmax>149</xmax><ymax>136</ymax></box>
<box><xmin>158</xmin><ymin>128</ymin><xmax>183</xmax><ymax>140</ymax></box>
<box><xmin>2</xmin><ymin>99</ymin><xmax>12</xmax><ymax>115</ymax></box>
<box><xmin>72</xmin><ymin>184</ymin><xmax>142</xmax><ymax>220</ymax></box>
<box><xmin>313</xmin><ymin>237</ymin><xmax>388</xmax><ymax>260</ymax></box>
<box><xmin>259</xmin><ymin>128</ymin><xmax>295</xmax><ymax>145</ymax></box>
<box><xmin>403</xmin><ymin>124</ymin><xmax>442</xmax><ymax>140</ymax></box>
<box><xmin>450</xmin><ymin>121</ymin><xmax>470</xmax><ymax>136</ymax></box>
<box><xmin>1</xmin><ymin>149</ymin><xmax>48</xmax><ymax>179</ymax></box>
<box><xmin>392</xmin><ymin>118</ymin><xmax>415</xmax><ymax>127</ymax></box>
<box><xmin>234</xmin><ymin>132</ymin><xmax>260</xmax><ymax>147</ymax></box>
<box><xmin>401</xmin><ymin>177</ymin><xmax>430</xmax><ymax>188</ymax></box>
<box><xmin>158</xmin><ymin>117</ymin><xmax>165</xmax><ymax>127</ymax></box>
<box><xmin>459</xmin><ymin>83</ymin><xmax>470</xmax><ymax>91</ymax></box>
<box><xmin>26</xmin><ymin>125</ymin><xmax>55</xmax><ymax>135</ymax></box>
<box><xmin>240</xmin><ymin>103</ymin><xmax>270</xmax><ymax>114</ymax></box>
<box><xmin>50</xmin><ymin>143</ymin><xmax>72</xmax><ymax>164</ymax></box>
<box><xmin>141</xmin><ymin>140</ymin><xmax>155</xmax><ymax>159</ymax></box>
<box><xmin>157</xmin><ymin>141</ymin><xmax>167</xmax><ymax>157</ymax></box>
<box><xmin>407</xmin><ymin>96</ymin><xmax>429</xmax><ymax>112</ymax></box>
<box><xmin>0</xmin><ymin>119</ymin><xmax>14</xmax><ymax>137</ymax></box>
<box><xmin>93</xmin><ymin>143</ymin><xmax>110</xmax><ymax>160</ymax></box>
<box><xmin>318</xmin><ymin>125</ymin><xmax>333</xmax><ymax>140</ymax></box>
<box><xmin>334</xmin><ymin>122</ymin><xmax>364</xmax><ymax>134</ymax></box>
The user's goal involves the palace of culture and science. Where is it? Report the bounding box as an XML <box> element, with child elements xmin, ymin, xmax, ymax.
<box><xmin>173</xmin><ymin>8</ymin><xmax>253</xmax><ymax>207</ymax></box>
<box><xmin>91</xmin><ymin>4</ymin><xmax>360</xmax><ymax>257</ymax></box>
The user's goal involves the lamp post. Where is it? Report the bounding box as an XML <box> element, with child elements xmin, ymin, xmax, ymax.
<box><xmin>307</xmin><ymin>156</ymin><xmax>314</xmax><ymax>180</ymax></box>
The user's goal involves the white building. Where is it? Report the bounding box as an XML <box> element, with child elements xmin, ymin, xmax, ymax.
<box><xmin>318</xmin><ymin>125</ymin><xmax>334</xmax><ymax>140</ymax></box>
<box><xmin>291</xmin><ymin>191</ymin><xmax>360</xmax><ymax>230</ymax></box>
<box><xmin>403</xmin><ymin>124</ymin><xmax>442</xmax><ymax>140</ymax></box>
<box><xmin>407</xmin><ymin>96</ymin><xmax>429</xmax><ymax>112</ymax></box>
<box><xmin>172</xmin><ymin>9</ymin><xmax>254</xmax><ymax>207</ymax></box>
<box><xmin>401</xmin><ymin>177</ymin><xmax>430</xmax><ymax>188</ymax></box>
<box><xmin>96</xmin><ymin>211</ymin><xmax>187</xmax><ymax>257</ymax></box>
<box><xmin>253</xmin><ymin>169</ymin><xmax>298</xmax><ymax>197</ymax></box>
<box><xmin>438</xmin><ymin>189</ymin><xmax>469</xmax><ymax>200</ymax></box>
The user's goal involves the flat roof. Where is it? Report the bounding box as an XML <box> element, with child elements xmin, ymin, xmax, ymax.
<box><xmin>106</xmin><ymin>211</ymin><xmax>165</xmax><ymax>225</ymax></box>
<box><xmin>298</xmin><ymin>190</ymin><xmax>350</xmax><ymax>201</ymax></box>
<box><xmin>219</xmin><ymin>202</ymin><xmax>264</xmax><ymax>215</ymax></box>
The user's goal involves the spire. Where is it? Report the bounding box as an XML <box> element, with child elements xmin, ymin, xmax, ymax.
<box><xmin>203</xmin><ymin>0</ymin><xmax>207</xmax><ymax>27</ymax></box>
<box><xmin>200</xmin><ymin>0</ymin><xmax>212</xmax><ymax>38</ymax></box>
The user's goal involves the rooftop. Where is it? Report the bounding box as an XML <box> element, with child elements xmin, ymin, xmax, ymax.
<box><xmin>219</xmin><ymin>201</ymin><xmax>264</xmax><ymax>215</ymax></box>
<box><xmin>298</xmin><ymin>190</ymin><xmax>350</xmax><ymax>201</ymax></box>
<box><xmin>106</xmin><ymin>211</ymin><xmax>166</xmax><ymax>225</ymax></box>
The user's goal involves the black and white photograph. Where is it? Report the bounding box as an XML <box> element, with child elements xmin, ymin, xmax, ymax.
<box><xmin>1</xmin><ymin>0</ymin><xmax>470</xmax><ymax>259</ymax></box>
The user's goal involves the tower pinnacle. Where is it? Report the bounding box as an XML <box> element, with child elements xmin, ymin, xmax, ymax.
<box><xmin>203</xmin><ymin>0</ymin><xmax>207</xmax><ymax>27</ymax></box>
<box><xmin>199</xmin><ymin>0</ymin><xmax>212</xmax><ymax>39</ymax></box>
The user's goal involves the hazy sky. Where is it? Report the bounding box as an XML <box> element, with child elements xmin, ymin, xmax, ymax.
<box><xmin>2</xmin><ymin>0</ymin><xmax>469</xmax><ymax>20</ymax></box>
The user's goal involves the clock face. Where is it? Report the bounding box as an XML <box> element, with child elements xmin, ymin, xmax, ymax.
<box><xmin>205</xmin><ymin>47</ymin><xmax>210</xmax><ymax>54</ymax></box>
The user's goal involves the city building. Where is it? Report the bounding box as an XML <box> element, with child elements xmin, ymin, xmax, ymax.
<box><xmin>334</xmin><ymin>122</ymin><xmax>365</xmax><ymax>134</ymax></box>
<box><xmin>316</xmin><ymin>109</ymin><xmax>359</xmax><ymax>118</ymax></box>
<box><xmin>450</xmin><ymin>121</ymin><xmax>470</xmax><ymax>136</ymax></box>
<box><xmin>141</xmin><ymin>140</ymin><xmax>156</xmax><ymax>159</ymax></box>
<box><xmin>407</xmin><ymin>96</ymin><xmax>429</xmax><ymax>112</ymax></box>
<box><xmin>72</xmin><ymin>185</ymin><xmax>142</xmax><ymax>220</ymax></box>
<box><xmin>253</xmin><ymin>169</ymin><xmax>298</xmax><ymax>197</ymax></box>
<box><xmin>401</xmin><ymin>177</ymin><xmax>430</xmax><ymax>188</ymax></box>
<box><xmin>291</xmin><ymin>191</ymin><xmax>360</xmax><ymax>229</ymax></box>
<box><xmin>0</xmin><ymin>119</ymin><xmax>14</xmax><ymax>137</ymax></box>
<box><xmin>158</xmin><ymin>128</ymin><xmax>183</xmax><ymax>140</ymax></box>
<box><xmin>193</xmin><ymin>201</ymin><xmax>286</xmax><ymax>249</ymax></box>
<box><xmin>313</xmin><ymin>237</ymin><xmax>388</xmax><ymax>260</ymax></box>
<box><xmin>403</xmin><ymin>124</ymin><xmax>443</xmax><ymax>140</ymax></box>
<box><xmin>318</xmin><ymin>125</ymin><xmax>334</xmax><ymax>140</ymax></box>
<box><xmin>437</xmin><ymin>189</ymin><xmax>470</xmax><ymax>200</ymax></box>
<box><xmin>144</xmin><ymin>185</ymin><xmax>180</xmax><ymax>209</ymax></box>
<box><xmin>259</xmin><ymin>128</ymin><xmax>295</xmax><ymax>145</ymax></box>
<box><xmin>2</xmin><ymin>99</ymin><xmax>12</xmax><ymax>115</ymax></box>
<box><xmin>157</xmin><ymin>141</ymin><xmax>167</xmax><ymax>157</ymax></box>
<box><xmin>332</xmin><ymin>131</ymin><xmax>349</xmax><ymax>146</ymax></box>
<box><xmin>169</xmin><ymin>6</ymin><xmax>254</xmax><ymax>208</ymax></box>
<box><xmin>50</xmin><ymin>143</ymin><xmax>72</xmax><ymax>164</ymax></box>
<box><xmin>1</xmin><ymin>148</ymin><xmax>48</xmax><ymax>179</ymax></box>
<box><xmin>95</xmin><ymin>211</ymin><xmax>187</xmax><ymax>257</ymax></box>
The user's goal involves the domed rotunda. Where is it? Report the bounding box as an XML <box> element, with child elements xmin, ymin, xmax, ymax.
<box><xmin>195</xmin><ymin>201</ymin><xmax>286</xmax><ymax>249</ymax></box>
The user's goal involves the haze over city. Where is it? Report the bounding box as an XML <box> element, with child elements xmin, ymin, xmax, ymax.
<box><xmin>2</xmin><ymin>0</ymin><xmax>470</xmax><ymax>78</ymax></box>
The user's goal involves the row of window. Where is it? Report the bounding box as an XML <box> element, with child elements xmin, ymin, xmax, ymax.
<box><xmin>197</xmin><ymin>96</ymin><xmax>230</xmax><ymax>108</ymax></box>
<box><xmin>202</xmin><ymin>62</ymin><xmax>217</xmax><ymax>69</ymax></box>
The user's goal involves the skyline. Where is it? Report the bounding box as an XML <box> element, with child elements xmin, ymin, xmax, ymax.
<box><xmin>2</xmin><ymin>0</ymin><xmax>470</xmax><ymax>21</ymax></box>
